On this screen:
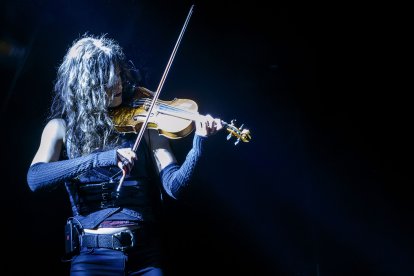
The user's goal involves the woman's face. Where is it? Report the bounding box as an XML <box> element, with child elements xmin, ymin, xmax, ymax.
<box><xmin>107</xmin><ymin>68</ymin><xmax>123</xmax><ymax>108</ymax></box>
<box><xmin>108</xmin><ymin>83</ymin><xmax>123</xmax><ymax>107</ymax></box>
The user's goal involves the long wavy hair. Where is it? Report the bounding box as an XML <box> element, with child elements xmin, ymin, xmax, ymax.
<box><xmin>50</xmin><ymin>34</ymin><xmax>139</xmax><ymax>158</ymax></box>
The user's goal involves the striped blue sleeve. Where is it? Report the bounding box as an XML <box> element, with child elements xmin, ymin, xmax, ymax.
<box><xmin>27</xmin><ymin>149</ymin><xmax>118</xmax><ymax>192</ymax></box>
<box><xmin>159</xmin><ymin>135</ymin><xmax>206</xmax><ymax>199</ymax></box>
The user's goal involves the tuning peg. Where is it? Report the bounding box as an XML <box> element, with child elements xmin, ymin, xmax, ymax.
<box><xmin>226</xmin><ymin>119</ymin><xmax>236</xmax><ymax>141</ymax></box>
<box><xmin>234</xmin><ymin>137</ymin><xmax>241</xmax><ymax>146</ymax></box>
<box><xmin>233</xmin><ymin>123</ymin><xmax>244</xmax><ymax>145</ymax></box>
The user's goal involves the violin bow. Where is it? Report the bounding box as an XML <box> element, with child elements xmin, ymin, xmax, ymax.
<box><xmin>116</xmin><ymin>5</ymin><xmax>195</xmax><ymax>193</ymax></box>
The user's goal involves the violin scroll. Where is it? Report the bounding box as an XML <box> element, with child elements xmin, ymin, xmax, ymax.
<box><xmin>223</xmin><ymin>119</ymin><xmax>251</xmax><ymax>145</ymax></box>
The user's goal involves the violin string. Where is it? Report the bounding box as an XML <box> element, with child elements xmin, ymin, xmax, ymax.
<box><xmin>134</xmin><ymin>98</ymin><xmax>199</xmax><ymax>119</ymax></box>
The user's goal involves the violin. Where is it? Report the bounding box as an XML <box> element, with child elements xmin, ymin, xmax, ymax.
<box><xmin>109</xmin><ymin>87</ymin><xmax>251</xmax><ymax>145</ymax></box>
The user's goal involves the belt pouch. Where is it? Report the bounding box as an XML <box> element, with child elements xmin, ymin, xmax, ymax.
<box><xmin>65</xmin><ymin>218</ymin><xmax>82</xmax><ymax>256</ymax></box>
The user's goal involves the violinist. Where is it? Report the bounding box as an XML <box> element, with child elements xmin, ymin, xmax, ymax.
<box><xmin>26</xmin><ymin>34</ymin><xmax>222</xmax><ymax>275</ymax></box>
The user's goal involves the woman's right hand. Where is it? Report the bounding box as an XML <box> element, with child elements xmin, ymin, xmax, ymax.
<box><xmin>116</xmin><ymin>148</ymin><xmax>137</xmax><ymax>173</ymax></box>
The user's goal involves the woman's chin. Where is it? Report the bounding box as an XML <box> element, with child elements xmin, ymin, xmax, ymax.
<box><xmin>109</xmin><ymin>98</ymin><xmax>122</xmax><ymax>107</ymax></box>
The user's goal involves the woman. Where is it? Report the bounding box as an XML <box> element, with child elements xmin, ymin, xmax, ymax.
<box><xmin>27</xmin><ymin>34</ymin><xmax>222</xmax><ymax>275</ymax></box>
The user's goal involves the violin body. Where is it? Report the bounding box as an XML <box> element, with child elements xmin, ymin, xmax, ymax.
<box><xmin>110</xmin><ymin>91</ymin><xmax>198</xmax><ymax>139</ymax></box>
<box><xmin>110</xmin><ymin>86</ymin><xmax>251</xmax><ymax>144</ymax></box>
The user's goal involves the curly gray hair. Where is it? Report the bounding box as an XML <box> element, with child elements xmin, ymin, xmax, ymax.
<box><xmin>50</xmin><ymin>34</ymin><xmax>126</xmax><ymax>158</ymax></box>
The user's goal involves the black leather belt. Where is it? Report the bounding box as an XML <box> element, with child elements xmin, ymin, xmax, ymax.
<box><xmin>80</xmin><ymin>229</ymin><xmax>136</xmax><ymax>251</ymax></box>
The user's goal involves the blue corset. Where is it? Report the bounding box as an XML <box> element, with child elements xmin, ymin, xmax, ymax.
<box><xmin>65</xmin><ymin>134</ymin><xmax>161</xmax><ymax>229</ymax></box>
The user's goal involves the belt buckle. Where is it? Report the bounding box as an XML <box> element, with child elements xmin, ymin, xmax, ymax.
<box><xmin>112</xmin><ymin>229</ymin><xmax>135</xmax><ymax>251</ymax></box>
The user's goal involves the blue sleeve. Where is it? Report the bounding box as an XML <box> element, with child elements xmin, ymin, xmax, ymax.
<box><xmin>159</xmin><ymin>135</ymin><xmax>206</xmax><ymax>199</ymax></box>
<box><xmin>27</xmin><ymin>149</ymin><xmax>118</xmax><ymax>192</ymax></box>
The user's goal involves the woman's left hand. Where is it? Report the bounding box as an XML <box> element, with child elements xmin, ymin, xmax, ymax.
<box><xmin>195</xmin><ymin>114</ymin><xmax>223</xmax><ymax>137</ymax></box>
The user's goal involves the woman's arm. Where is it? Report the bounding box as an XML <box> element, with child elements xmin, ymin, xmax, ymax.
<box><xmin>27</xmin><ymin>119</ymin><xmax>118</xmax><ymax>192</ymax></box>
<box><xmin>148</xmin><ymin>114</ymin><xmax>222</xmax><ymax>199</ymax></box>
<box><xmin>31</xmin><ymin>118</ymin><xmax>66</xmax><ymax>165</ymax></box>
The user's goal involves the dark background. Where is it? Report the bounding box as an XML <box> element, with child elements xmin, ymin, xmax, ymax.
<box><xmin>1</xmin><ymin>1</ymin><xmax>411</xmax><ymax>275</ymax></box>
